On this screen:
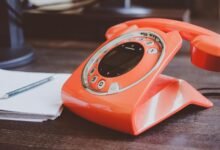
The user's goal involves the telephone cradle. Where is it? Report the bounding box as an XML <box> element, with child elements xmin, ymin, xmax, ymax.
<box><xmin>62</xmin><ymin>18</ymin><xmax>220</xmax><ymax>135</ymax></box>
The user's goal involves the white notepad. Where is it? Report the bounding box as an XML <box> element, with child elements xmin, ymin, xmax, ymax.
<box><xmin>0</xmin><ymin>69</ymin><xmax>70</xmax><ymax>122</ymax></box>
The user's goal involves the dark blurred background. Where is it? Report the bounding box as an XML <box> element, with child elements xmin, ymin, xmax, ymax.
<box><xmin>22</xmin><ymin>0</ymin><xmax>220</xmax><ymax>40</ymax></box>
<box><xmin>0</xmin><ymin>0</ymin><xmax>220</xmax><ymax>69</ymax></box>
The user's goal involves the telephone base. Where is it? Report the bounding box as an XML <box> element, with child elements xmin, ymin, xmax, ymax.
<box><xmin>133</xmin><ymin>75</ymin><xmax>213</xmax><ymax>135</ymax></box>
<box><xmin>62</xmin><ymin>75</ymin><xmax>213</xmax><ymax>135</ymax></box>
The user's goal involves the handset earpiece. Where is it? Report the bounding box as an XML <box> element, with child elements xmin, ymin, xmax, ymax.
<box><xmin>105</xmin><ymin>23</ymin><xmax>128</xmax><ymax>39</ymax></box>
<box><xmin>105</xmin><ymin>23</ymin><xmax>138</xmax><ymax>40</ymax></box>
<box><xmin>191</xmin><ymin>35</ymin><xmax>220</xmax><ymax>72</ymax></box>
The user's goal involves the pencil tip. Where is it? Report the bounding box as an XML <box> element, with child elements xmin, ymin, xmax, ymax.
<box><xmin>0</xmin><ymin>94</ymin><xmax>9</xmax><ymax>100</ymax></box>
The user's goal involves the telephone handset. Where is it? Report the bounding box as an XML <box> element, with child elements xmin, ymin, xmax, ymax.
<box><xmin>62</xmin><ymin>18</ymin><xmax>220</xmax><ymax>135</ymax></box>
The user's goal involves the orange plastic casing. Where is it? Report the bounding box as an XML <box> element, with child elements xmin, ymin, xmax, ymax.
<box><xmin>62</xmin><ymin>18</ymin><xmax>219</xmax><ymax>135</ymax></box>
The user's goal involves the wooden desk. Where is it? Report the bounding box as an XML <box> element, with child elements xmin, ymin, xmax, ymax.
<box><xmin>0</xmin><ymin>19</ymin><xmax>219</xmax><ymax>150</ymax></box>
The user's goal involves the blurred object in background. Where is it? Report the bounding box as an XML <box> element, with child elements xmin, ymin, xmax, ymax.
<box><xmin>85</xmin><ymin>0</ymin><xmax>190</xmax><ymax>21</ymax></box>
<box><xmin>22</xmin><ymin>0</ymin><xmax>190</xmax><ymax>40</ymax></box>
<box><xmin>22</xmin><ymin>0</ymin><xmax>97</xmax><ymax>12</ymax></box>
<box><xmin>0</xmin><ymin>0</ymin><xmax>34</xmax><ymax>69</ymax></box>
<box><xmin>22</xmin><ymin>0</ymin><xmax>220</xmax><ymax>41</ymax></box>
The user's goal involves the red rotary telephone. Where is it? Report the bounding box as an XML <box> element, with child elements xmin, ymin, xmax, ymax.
<box><xmin>62</xmin><ymin>18</ymin><xmax>220</xmax><ymax>135</ymax></box>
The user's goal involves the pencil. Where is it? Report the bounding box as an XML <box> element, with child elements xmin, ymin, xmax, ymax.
<box><xmin>0</xmin><ymin>76</ymin><xmax>54</xmax><ymax>100</ymax></box>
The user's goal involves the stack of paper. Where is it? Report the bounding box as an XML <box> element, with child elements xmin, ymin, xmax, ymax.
<box><xmin>0</xmin><ymin>69</ymin><xmax>70</xmax><ymax>122</ymax></box>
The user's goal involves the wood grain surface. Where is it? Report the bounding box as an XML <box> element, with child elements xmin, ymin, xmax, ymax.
<box><xmin>0</xmin><ymin>19</ymin><xmax>219</xmax><ymax>150</ymax></box>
